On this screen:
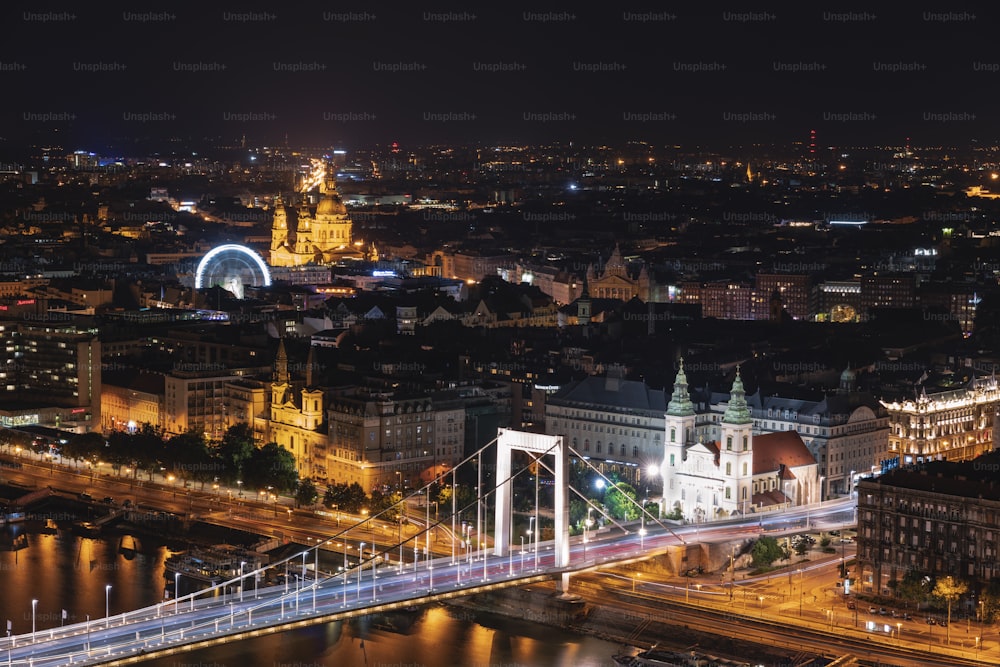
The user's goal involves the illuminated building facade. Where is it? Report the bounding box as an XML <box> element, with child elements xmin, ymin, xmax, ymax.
<box><xmin>586</xmin><ymin>244</ymin><xmax>650</xmax><ymax>301</ymax></box>
<box><xmin>268</xmin><ymin>340</ymin><xmax>328</xmax><ymax>479</ymax></box>
<box><xmin>661</xmin><ymin>363</ymin><xmax>821</xmax><ymax>520</ymax></box>
<box><xmin>270</xmin><ymin>170</ymin><xmax>359</xmax><ymax>267</ymax></box>
<box><xmin>101</xmin><ymin>371</ymin><xmax>164</xmax><ymax>432</ymax></box>
<box><xmin>326</xmin><ymin>389</ymin><xmax>464</xmax><ymax>493</ymax></box>
<box><xmin>545</xmin><ymin>370</ymin><xmax>666</xmax><ymax>485</ymax></box>
<box><xmin>881</xmin><ymin>375</ymin><xmax>1000</xmax><ymax>464</ymax></box>
<box><xmin>704</xmin><ymin>368</ymin><xmax>890</xmax><ymax>499</ymax></box>
<box><xmin>0</xmin><ymin>321</ymin><xmax>101</xmax><ymax>432</ymax></box>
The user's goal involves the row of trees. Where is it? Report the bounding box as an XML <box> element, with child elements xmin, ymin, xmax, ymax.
<box><xmin>60</xmin><ymin>423</ymin><xmax>300</xmax><ymax>495</ymax></box>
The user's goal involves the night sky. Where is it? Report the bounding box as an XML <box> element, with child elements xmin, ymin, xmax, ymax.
<box><xmin>3</xmin><ymin>4</ymin><xmax>999</xmax><ymax>153</ymax></box>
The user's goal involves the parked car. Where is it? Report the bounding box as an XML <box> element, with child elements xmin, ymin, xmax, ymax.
<box><xmin>78</xmin><ymin>492</ymin><xmax>93</xmax><ymax>502</ymax></box>
<box><xmin>879</xmin><ymin>607</ymin><xmax>888</xmax><ymax>615</ymax></box>
<box><xmin>869</xmin><ymin>606</ymin><xmax>879</xmax><ymax>614</ymax></box>
<box><xmin>926</xmin><ymin>617</ymin><xmax>936</xmax><ymax>625</ymax></box>
<box><xmin>102</xmin><ymin>496</ymin><xmax>114</xmax><ymax>504</ymax></box>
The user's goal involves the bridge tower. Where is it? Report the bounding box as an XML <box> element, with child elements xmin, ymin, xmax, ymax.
<box><xmin>493</xmin><ymin>429</ymin><xmax>570</xmax><ymax>578</ymax></box>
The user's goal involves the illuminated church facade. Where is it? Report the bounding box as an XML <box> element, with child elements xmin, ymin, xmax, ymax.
<box><xmin>270</xmin><ymin>171</ymin><xmax>361</xmax><ymax>267</ymax></box>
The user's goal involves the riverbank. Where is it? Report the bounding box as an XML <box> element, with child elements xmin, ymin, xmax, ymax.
<box><xmin>446</xmin><ymin>583</ymin><xmax>814</xmax><ymax>666</ymax></box>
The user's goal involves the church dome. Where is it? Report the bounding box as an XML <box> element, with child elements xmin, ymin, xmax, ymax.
<box><xmin>316</xmin><ymin>193</ymin><xmax>347</xmax><ymax>217</ymax></box>
<box><xmin>840</xmin><ymin>366</ymin><xmax>856</xmax><ymax>384</ymax></box>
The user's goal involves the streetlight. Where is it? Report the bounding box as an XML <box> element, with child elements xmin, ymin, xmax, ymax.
<box><xmin>396</xmin><ymin>471</ymin><xmax>404</xmax><ymax>572</ymax></box>
<box><xmin>239</xmin><ymin>561</ymin><xmax>246</xmax><ymax>602</ymax></box>
<box><xmin>105</xmin><ymin>585</ymin><xmax>112</xmax><ymax>629</ymax></box>
<box><xmin>359</xmin><ymin>542</ymin><xmax>366</xmax><ymax>601</ymax></box>
<box><xmin>758</xmin><ymin>595</ymin><xmax>764</xmax><ymax>617</ymax></box>
<box><xmin>174</xmin><ymin>572</ymin><xmax>181</xmax><ymax>614</ymax></box>
<box><xmin>520</xmin><ymin>536</ymin><xmax>525</xmax><ymax>571</ymax></box>
<box><xmin>31</xmin><ymin>599</ymin><xmax>37</xmax><ymax>641</ymax></box>
<box><xmin>633</xmin><ymin>572</ymin><xmax>641</xmax><ymax>593</ymax></box>
<box><xmin>896</xmin><ymin>622</ymin><xmax>902</xmax><ymax>644</ymax></box>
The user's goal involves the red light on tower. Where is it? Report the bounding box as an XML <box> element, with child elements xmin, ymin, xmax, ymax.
<box><xmin>391</xmin><ymin>141</ymin><xmax>400</xmax><ymax>153</ymax></box>
<box><xmin>809</xmin><ymin>129</ymin><xmax>816</xmax><ymax>155</ymax></box>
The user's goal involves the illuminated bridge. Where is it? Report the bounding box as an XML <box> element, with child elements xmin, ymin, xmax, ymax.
<box><xmin>2</xmin><ymin>430</ymin><xmax>855</xmax><ymax>666</ymax></box>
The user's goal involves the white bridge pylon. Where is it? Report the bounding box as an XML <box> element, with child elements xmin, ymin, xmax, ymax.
<box><xmin>493</xmin><ymin>428</ymin><xmax>569</xmax><ymax>568</ymax></box>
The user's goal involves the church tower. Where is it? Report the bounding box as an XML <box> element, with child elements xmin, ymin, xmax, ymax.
<box><xmin>300</xmin><ymin>346</ymin><xmax>324</xmax><ymax>432</ymax></box>
<box><xmin>664</xmin><ymin>359</ymin><xmax>696</xmax><ymax>450</ymax></box>
<box><xmin>271</xmin><ymin>338</ymin><xmax>290</xmax><ymax>412</ymax></box>
<box><xmin>662</xmin><ymin>358</ymin><xmax>697</xmax><ymax>508</ymax></box>
<box><xmin>293</xmin><ymin>196</ymin><xmax>314</xmax><ymax>258</ymax></box>
<box><xmin>719</xmin><ymin>367</ymin><xmax>754</xmax><ymax>515</ymax></box>
<box><xmin>271</xmin><ymin>195</ymin><xmax>289</xmax><ymax>252</ymax></box>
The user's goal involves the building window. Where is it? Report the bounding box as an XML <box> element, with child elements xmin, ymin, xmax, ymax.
<box><xmin>633</xmin><ymin>446</ymin><xmax>639</xmax><ymax>458</ymax></box>
<box><xmin>726</xmin><ymin>487</ymin><xmax>731</xmax><ymax>500</ymax></box>
<box><xmin>669</xmin><ymin>453</ymin><xmax>675</xmax><ymax>466</ymax></box>
<box><xmin>726</xmin><ymin>436</ymin><xmax>733</xmax><ymax>451</ymax></box>
<box><xmin>743</xmin><ymin>436</ymin><xmax>748</xmax><ymax>451</ymax></box>
<box><xmin>670</xmin><ymin>427</ymin><xmax>676</xmax><ymax>442</ymax></box>
<box><xmin>742</xmin><ymin>462</ymin><xmax>748</xmax><ymax>476</ymax></box>
<box><xmin>597</xmin><ymin>442</ymin><xmax>602</xmax><ymax>453</ymax></box>
<box><xmin>726</xmin><ymin>462</ymin><xmax>732</xmax><ymax>476</ymax></box>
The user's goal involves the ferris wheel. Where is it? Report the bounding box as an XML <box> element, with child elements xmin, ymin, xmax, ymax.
<box><xmin>194</xmin><ymin>244</ymin><xmax>272</xmax><ymax>299</ymax></box>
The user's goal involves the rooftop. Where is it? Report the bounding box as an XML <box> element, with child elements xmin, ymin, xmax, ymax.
<box><xmin>859</xmin><ymin>452</ymin><xmax>1000</xmax><ymax>502</ymax></box>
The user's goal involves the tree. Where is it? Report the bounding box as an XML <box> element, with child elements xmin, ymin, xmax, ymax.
<box><xmin>895</xmin><ymin>571</ymin><xmax>931</xmax><ymax>608</ymax></box>
<box><xmin>217</xmin><ymin>423</ymin><xmax>256</xmax><ymax>483</ymax></box>
<box><xmin>243</xmin><ymin>441</ymin><xmax>298</xmax><ymax>493</ymax></box>
<box><xmin>604</xmin><ymin>482</ymin><xmax>639</xmax><ymax>521</ymax></box>
<box><xmin>981</xmin><ymin>578</ymin><xmax>1000</xmax><ymax>623</ymax></box>
<box><xmin>166</xmin><ymin>430</ymin><xmax>216</xmax><ymax>488</ymax></box>
<box><xmin>370</xmin><ymin>488</ymin><xmax>403</xmax><ymax>523</ymax></box>
<box><xmin>63</xmin><ymin>431</ymin><xmax>104</xmax><ymax>464</ymax></box>
<box><xmin>324</xmin><ymin>482</ymin><xmax>367</xmax><ymax>513</ymax></box>
<box><xmin>295</xmin><ymin>478</ymin><xmax>318</xmax><ymax>508</ymax></box>
<box><xmin>436</xmin><ymin>483</ymin><xmax>477</xmax><ymax>521</ymax></box>
<box><xmin>932</xmin><ymin>575</ymin><xmax>968</xmax><ymax>644</ymax></box>
<box><xmin>130</xmin><ymin>424</ymin><xmax>167</xmax><ymax>481</ymax></box>
<box><xmin>751</xmin><ymin>536</ymin><xmax>785</xmax><ymax>568</ymax></box>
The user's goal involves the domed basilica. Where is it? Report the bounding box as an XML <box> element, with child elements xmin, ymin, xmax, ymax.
<box><xmin>269</xmin><ymin>169</ymin><xmax>363</xmax><ymax>267</ymax></box>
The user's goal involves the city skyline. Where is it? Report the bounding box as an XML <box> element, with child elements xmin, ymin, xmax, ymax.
<box><xmin>3</xmin><ymin>5</ymin><xmax>999</xmax><ymax>154</ymax></box>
